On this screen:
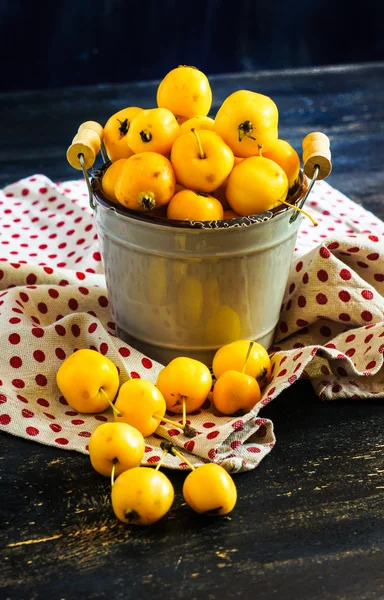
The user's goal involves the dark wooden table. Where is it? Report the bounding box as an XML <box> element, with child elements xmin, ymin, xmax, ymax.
<box><xmin>1</xmin><ymin>62</ymin><xmax>383</xmax><ymax>600</ymax></box>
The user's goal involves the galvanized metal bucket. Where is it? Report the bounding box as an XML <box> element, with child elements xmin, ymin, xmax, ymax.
<box><xmin>90</xmin><ymin>167</ymin><xmax>308</xmax><ymax>366</ymax></box>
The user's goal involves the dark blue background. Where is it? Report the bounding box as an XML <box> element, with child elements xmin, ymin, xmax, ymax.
<box><xmin>1</xmin><ymin>0</ymin><xmax>383</xmax><ymax>92</ymax></box>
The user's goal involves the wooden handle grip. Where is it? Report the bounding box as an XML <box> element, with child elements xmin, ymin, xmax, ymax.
<box><xmin>66</xmin><ymin>121</ymin><xmax>103</xmax><ymax>170</ymax></box>
<box><xmin>302</xmin><ymin>132</ymin><xmax>332</xmax><ymax>180</ymax></box>
<box><xmin>78</xmin><ymin>121</ymin><xmax>104</xmax><ymax>140</ymax></box>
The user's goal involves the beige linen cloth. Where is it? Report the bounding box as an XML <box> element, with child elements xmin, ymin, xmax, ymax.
<box><xmin>0</xmin><ymin>175</ymin><xmax>383</xmax><ymax>472</ymax></box>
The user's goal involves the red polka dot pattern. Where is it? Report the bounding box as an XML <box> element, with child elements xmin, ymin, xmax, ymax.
<box><xmin>267</xmin><ymin>180</ymin><xmax>384</xmax><ymax>408</ymax></box>
<box><xmin>0</xmin><ymin>176</ymin><xmax>383</xmax><ymax>472</ymax></box>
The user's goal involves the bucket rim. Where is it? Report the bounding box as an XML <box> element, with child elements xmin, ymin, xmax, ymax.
<box><xmin>91</xmin><ymin>163</ymin><xmax>308</xmax><ymax>231</ymax></box>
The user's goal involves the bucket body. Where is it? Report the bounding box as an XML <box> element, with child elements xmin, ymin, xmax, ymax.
<box><xmin>93</xmin><ymin>175</ymin><xmax>305</xmax><ymax>366</ymax></box>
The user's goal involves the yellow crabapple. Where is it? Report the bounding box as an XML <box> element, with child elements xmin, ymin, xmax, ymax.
<box><xmin>88</xmin><ymin>422</ymin><xmax>145</xmax><ymax>477</ymax></box>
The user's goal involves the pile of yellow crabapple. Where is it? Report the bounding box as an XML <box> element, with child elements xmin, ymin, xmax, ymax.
<box><xmin>56</xmin><ymin>339</ymin><xmax>271</xmax><ymax>526</ymax></box>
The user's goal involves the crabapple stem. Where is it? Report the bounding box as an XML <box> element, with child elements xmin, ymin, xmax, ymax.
<box><xmin>99</xmin><ymin>387</ymin><xmax>123</xmax><ymax>418</ymax></box>
<box><xmin>155</xmin><ymin>414</ymin><xmax>181</xmax><ymax>427</ymax></box>
<box><xmin>242</xmin><ymin>341</ymin><xmax>254</xmax><ymax>374</ymax></box>
<box><xmin>154</xmin><ymin>413</ymin><xmax>197</xmax><ymax>438</ymax></box>
<box><xmin>182</xmin><ymin>399</ymin><xmax>187</xmax><ymax>427</ymax></box>
<box><xmin>111</xmin><ymin>462</ymin><xmax>116</xmax><ymax>487</ymax></box>
<box><xmin>191</xmin><ymin>128</ymin><xmax>205</xmax><ymax>159</ymax></box>
<box><xmin>160</xmin><ymin>440</ymin><xmax>196</xmax><ymax>471</ymax></box>
<box><xmin>171</xmin><ymin>447</ymin><xmax>196</xmax><ymax>471</ymax></box>
<box><xmin>279</xmin><ymin>198</ymin><xmax>318</xmax><ymax>226</ymax></box>
<box><xmin>155</xmin><ymin>448</ymin><xmax>168</xmax><ymax>471</ymax></box>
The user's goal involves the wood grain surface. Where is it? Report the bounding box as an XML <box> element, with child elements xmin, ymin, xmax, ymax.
<box><xmin>0</xmin><ymin>62</ymin><xmax>383</xmax><ymax>600</ymax></box>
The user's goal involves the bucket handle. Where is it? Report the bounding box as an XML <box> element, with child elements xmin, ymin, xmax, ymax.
<box><xmin>290</xmin><ymin>132</ymin><xmax>332</xmax><ymax>223</ymax></box>
<box><xmin>66</xmin><ymin>120</ymin><xmax>108</xmax><ymax>210</ymax></box>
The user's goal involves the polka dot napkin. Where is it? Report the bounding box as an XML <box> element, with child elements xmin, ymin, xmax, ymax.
<box><xmin>0</xmin><ymin>175</ymin><xmax>383</xmax><ymax>473</ymax></box>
